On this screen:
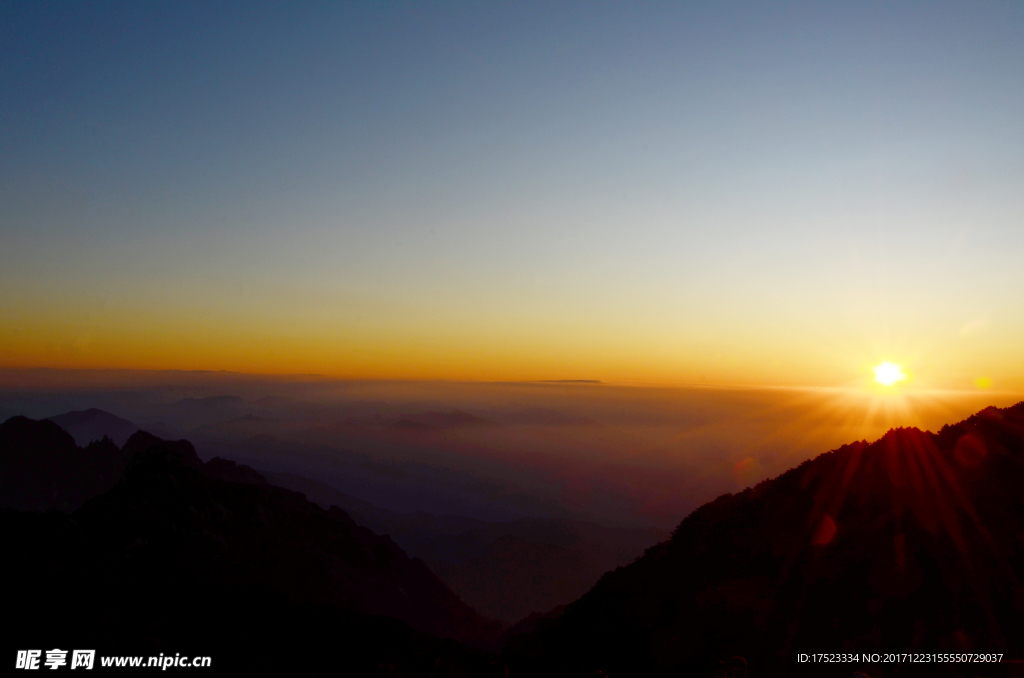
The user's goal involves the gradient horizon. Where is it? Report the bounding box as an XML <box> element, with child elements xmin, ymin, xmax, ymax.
<box><xmin>3</xmin><ymin>2</ymin><xmax>1023</xmax><ymax>390</ymax></box>
<box><xmin>3</xmin><ymin>367</ymin><xmax>1022</xmax><ymax>528</ymax></box>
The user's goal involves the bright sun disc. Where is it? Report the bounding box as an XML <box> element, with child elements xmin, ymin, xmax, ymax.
<box><xmin>873</xmin><ymin>362</ymin><xmax>907</xmax><ymax>386</ymax></box>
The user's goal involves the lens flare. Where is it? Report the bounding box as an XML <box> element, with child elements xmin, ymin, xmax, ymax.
<box><xmin>873</xmin><ymin>362</ymin><xmax>907</xmax><ymax>386</ymax></box>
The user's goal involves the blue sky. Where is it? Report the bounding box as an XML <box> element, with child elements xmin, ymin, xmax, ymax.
<box><xmin>2</xmin><ymin>1</ymin><xmax>1023</xmax><ymax>387</ymax></box>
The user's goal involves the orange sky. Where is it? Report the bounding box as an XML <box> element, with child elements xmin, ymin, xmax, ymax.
<box><xmin>3</xmin><ymin>4</ymin><xmax>1023</xmax><ymax>392</ymax></box>
<box><xmin>2</xmin><ymin>292</ymin><xmax>1020</xmax><ymax>392</ymax></box>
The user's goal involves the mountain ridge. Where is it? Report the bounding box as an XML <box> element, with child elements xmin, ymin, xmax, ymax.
<box><xmin>263</xmin><ymin>469</ymin><xmax>667</xmax><ymax>623</ymax></box>
<box><xmin>503</xmin><ymin>401</ymin><xmax>1024</xmax><ymax>676</ymax></box>
<box><xmin>46</xmin><ymin>407</ymin><xmax>139</xmax><ymax>447</ymax></box>
<box><xmin>5</xmin><ymin>401</ymin><xmax>1024</xmax><ymax>674</ymax></box>
<box><xmin>1</xmin><ymin>422</ymin><xmax>505</xmax><ymax>672</ymax></box>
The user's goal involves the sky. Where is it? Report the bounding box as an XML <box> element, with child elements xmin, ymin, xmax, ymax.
<box><xmin>2</xmin><ymin>1</ymin><xmax>1023</xmax><ymax>389</ymax></box>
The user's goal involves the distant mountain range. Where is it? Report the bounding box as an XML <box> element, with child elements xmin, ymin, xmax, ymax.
<box><xmin>2</xmin><ymin>420</ymin><xmax>501</xmax><ymax>672</ymax></box>
<box><xmin>47</xmin><ymin>407</ymin><xmax>139</xmax><ymax>447</ymax></box>
<box><xmin>263</xmin><ymin>470</ymin><xmax>665</xmax><ymax>623</ymax></box>
<box><xmin>5</xmin><ymin>401</ymin><xmax>1024</xmax><ymax>675</ymax></box>
<box><xmin>7</xmin><ymin>406</ymin><xmax>664</xmax><ymax>625</ymax></box>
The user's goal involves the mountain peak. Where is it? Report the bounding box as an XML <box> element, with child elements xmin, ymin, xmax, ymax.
<box><xmin>506</xmin><ymin>400</ymin><xmax>1024</xmax><ymax>676</ymax></box>
<box><xmin>47</xmin><ymin>408</ymin><xmax>138</xmax><ymax>447</ymax></box>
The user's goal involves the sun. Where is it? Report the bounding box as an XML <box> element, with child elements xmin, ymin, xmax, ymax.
<box><xmin>873</xmin><ymin>361</ymin><xmax>907</xmax><ymax>386</ymax></box>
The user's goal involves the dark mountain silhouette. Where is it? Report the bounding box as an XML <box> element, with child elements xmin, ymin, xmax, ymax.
<box><xmin>500</xmin><ymin>605</ymin><xmax>566</xmax><ymax>647</ymax></box>
<box><xmin>0</xmin><ymin>416</ymin><xmax>129</xmax><ymax>511</ymax></box>
<box><xmin>203</xmin><ymin>455</ymin><xmax>270</xmax><ymax>484</ymax></box>
<box><xmin>4</xmin><ymin>508</ymin><xmax>496</xmax><ymax>673</ymax></box>
<box><xmin>264</xmin><ymin>470</ymin><xmax>666</xmax><ymax>623</ymax></box>
<box><xmin>2</xmin><ymin>420</ymin><xmax>504</xmax><ymax>673</ymax></box>
<box><xmin>9</xmin><ymin>400</ymin><xmax>1024</xmax><ymax>675</ymax></box>
<box><xmin>504</xmin><ymin>402</ymin><xmax>1024</xmax><ymax>677</ymax></box>
<box><xmin>430</xmin><ymin>535</ymin><xmax>600</xmax><ymax>624</ymax></box>
<box><xmin>47</xmin><ymin>407</ymin><xmax>139</xmax><ymax>447</ymax></box>
<box><xmin>132</xmin><ymin>420</ymin><xmax>183</xmax><ymax>440</ymax></box>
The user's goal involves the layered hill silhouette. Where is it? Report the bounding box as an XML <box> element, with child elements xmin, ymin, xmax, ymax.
<box><xmin>5</xmin><ymin>409</ymin><xmax>663</xmax><ymax>627</ymax></box>
<box><xmin>1</xmin><ymin>420</ymin><xmax>502</xmax><ymax>672</ymax></box>
<box><xmin>504</xmin><ymin>402</ymin><xmax>1024</xmax><ymax>677</ymax></box>
<box><xmin>46</xmin><ymin>407</ymin><xmax>139</xmax><ymax>447</ymax></box>
<box><xmin>0</xmin><ymin>416</ymin><xmax>130</xmax><ymax>511</ymax></box>
<box><xmin>264</xmin><ymin>470</ymin><xmax>665</xmax><ymax>623</ymax></box>
<box><xmin>6</xmin><ymin>401</ymin><xmax>1024</xmax><ymax>675</ymax></box>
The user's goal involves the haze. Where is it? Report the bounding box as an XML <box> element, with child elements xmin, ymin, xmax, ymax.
<box><xmin>1</xmin><ymin>370</ymin><xmax>1019</xmax><ymax>530</ymax></box>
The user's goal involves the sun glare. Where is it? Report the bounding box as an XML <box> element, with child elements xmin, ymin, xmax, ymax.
<box><xmin>873</xmin><ymin>362</ymin><xmax>907</xmax><ymax>386</ymax></box>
